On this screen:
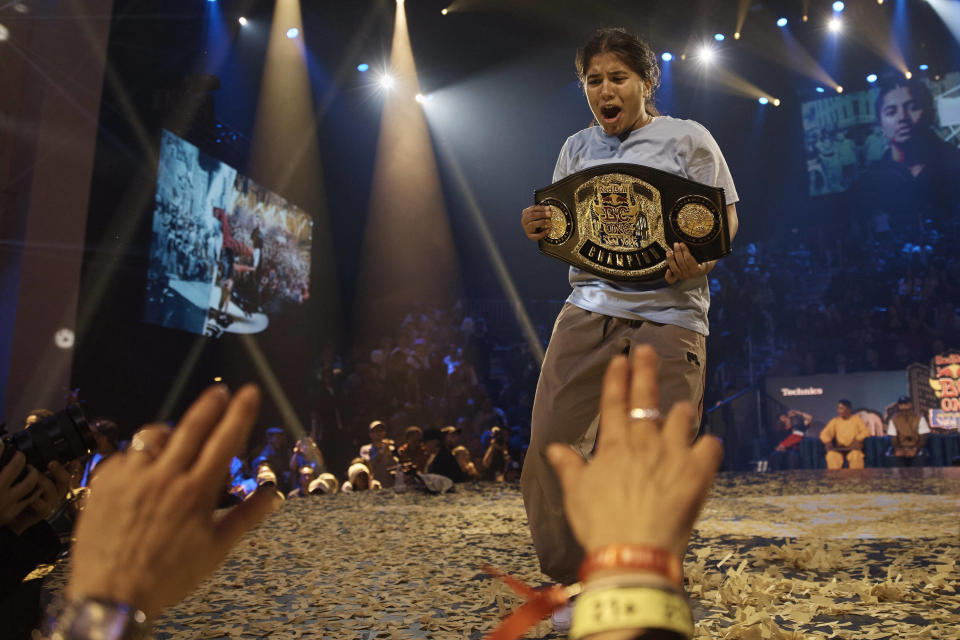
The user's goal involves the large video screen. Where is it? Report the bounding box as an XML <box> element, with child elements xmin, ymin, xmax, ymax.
<box><xmin>801</xmin><ymin>71</ymin><xmax>960</xmax><ymax>197</ymax></box>
<box><xmin>144</xmin><ymin>130</ymin><xmax>313</xmax><ymax>337</ymax></box>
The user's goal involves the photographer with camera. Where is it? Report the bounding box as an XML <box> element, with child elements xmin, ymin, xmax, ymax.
<box><xmin>1</xmin><ymin>407</ymin><xmax>83</xmax><ymax>639</ymax></box>
<box><xmin>481</xmin><ymin>426</ymin><xmax>510</xmax><ymax>482</ymax></box>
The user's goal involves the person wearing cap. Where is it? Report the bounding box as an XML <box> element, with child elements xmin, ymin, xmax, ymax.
<box><xmin>886</xmin><ymin>396</ymin><xmax>930</xmax><ymax>467</ymax></box>
<box><xmin>341</xmin><ymin>462</ymin><xmax>381</xmax><ymax>492</ymax></box>
<box><xmin>308</xmin><ymin>472</ymin><xmax>339</xmax><ymax>495</ymax></box>
<box><xmin>819</xmin><ymin>399</ymin><xmax>870</xmax><ymax>469</ymax></box>
<box><xmin>423</xmin><ymin>427</ymin><xmax>465</xmax><ymax>483</ymax></box>
<box><xmin>359</xmin><ymin>421</ymin><xmax>397</xmax><ymax>487</ymax></box>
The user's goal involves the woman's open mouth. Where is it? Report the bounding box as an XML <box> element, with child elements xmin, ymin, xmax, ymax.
<box><xmin>600</xmin><ymin>105</ymin><xmax>622</xmax><ymax>123</ymax></box>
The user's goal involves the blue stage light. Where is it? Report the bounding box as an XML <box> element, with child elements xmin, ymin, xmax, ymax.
<box><xmin>286</xmin><ymin>27</ymin><xmax>299</xmax><ymax>39</ymax></box>
<box><xmin>714</xmin><ymin>33</ymin><xmax>725</xmax><ymax>41</ymax></box>
<box><xmin>866</xmin><ymin>73</ymin><xmax>878</xmax><ymax>83</ymax></box>
<box><xmin>777</xmin><ymin>17</ymin><xmax>788</xmax><ymax>27</ymax></box>
<box><xmin>357</xmin><ymin>63</ymin><xmax>369</xmax><ymax>72</ymax></box>
<box><xmin>816</xmin><ymin>87</ymin><xmax>825</xmax><ymax>93</ymax></box>
<box><xmin>919</xmin><ymin>64</ymin><xmax>929</xmax><ymax>71</ymax></box>
<box><xmin>758</xmin><ymin>97</ymin><xmax>769</xmax><ymax>105</ymax></box>
<box><xmin>661</xmin><ymin>52</ymin><xmax>673</xmax><ymax>62</ymax></box>
<box><xmin>832</xmin><ymin>1</ymin><xmax>844</xmax><ymax>12</ymax></box>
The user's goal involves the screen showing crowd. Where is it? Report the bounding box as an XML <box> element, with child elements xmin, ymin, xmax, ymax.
<box><xmin>144</xmin><ymin>130</ymin><xmax>313</xmax><ymax>337</ymax></box>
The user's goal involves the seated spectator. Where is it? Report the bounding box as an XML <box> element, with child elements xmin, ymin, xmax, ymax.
<box><xmin>308</xmin><ymin>472</ymin><xmax>339</xmax><ymax>495</ymax></box>
<box><xmin>286</xmin><ymin>466</ymin><xmax>317</xmax><ymax>499</ymax></box>
<box><xmin>819</xmin><ymin>399</ymin><xmax>870</xmax><ymax>469</ymax></box>
<box><xmin>228</xmin><ymin>456</ymin><xmax>257</xmax><ymax>500</ymax></box>
<box><xmin>481</xmin><ymin>425</ymin><xmax>511</xmax><ymax>481</ymax></box>
<box><xmin>767</xmin><ymin>411</ymin><xmax>809</xmax><ymax>471</ymax></box>
<box><xmin>359</xmin><ymin>420</ymin><xmax>396</xmax><ymax>487</ymax></box>
<box><xmin>886</xmin><ymin>396</ymin><xmax>930</xmax><ymax>467</ymax></box>
<box><xmin>253</xmin><ymin>464</ymin><xmax>286</xmax><ymax>501</ymax></box>
<box><xmin>252</xmin><ymin>428</ymin><xmax>291</xmax><ymax>491</ymax></box>
<box><xmin>341</xmin><ymin>462</ymin><xmax>381</xmax><ymax>492</ymax></box>
<box><xmin>451</xmin><ymin>446</ymin><xmax>479</xmax><ymax>481</ymax></box>
<box><xmin>397</xmin><ymin>425</ymin><xmax>428</xmax><ymax>472</ymax></box>
<box><xmin>423</xmin><ymin>427</ymin><xmax>465</xmax><ymax>483</ymax></box>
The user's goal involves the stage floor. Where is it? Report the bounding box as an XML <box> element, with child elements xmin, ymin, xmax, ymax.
<box><xmin>50</xmin><ymin>468</ymin><xmax>960</xmax><ymax>639</ymax></box>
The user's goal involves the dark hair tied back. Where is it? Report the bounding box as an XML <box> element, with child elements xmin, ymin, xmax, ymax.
<box><xmin>575</xmin><ymin>28</ymin><xmax>661</xmax><ymax>117</ymax></box>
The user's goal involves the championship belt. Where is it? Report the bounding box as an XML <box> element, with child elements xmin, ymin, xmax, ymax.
<box><xmin>535</xmin><ymin>163</ymin><xmax>731</xmax><ymax>283</ymax></box>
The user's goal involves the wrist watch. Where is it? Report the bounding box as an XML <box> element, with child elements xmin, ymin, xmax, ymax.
<box><xmin>40</xmin><ymin>596</ymin><xmax>152</xmax><ymax>640</ymax></box>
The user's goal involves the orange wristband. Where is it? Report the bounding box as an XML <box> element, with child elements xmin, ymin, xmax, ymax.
<box><xmin>578</xmin><ymin>544</ymin><xmax>683</xmax><ymax>587</ymax></box>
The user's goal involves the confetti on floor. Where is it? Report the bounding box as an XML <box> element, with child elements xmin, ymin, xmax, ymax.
<box><xmin>43</xmin><ymin>467</ymin><xmax>960</xmax><ymax>639</ymax></box>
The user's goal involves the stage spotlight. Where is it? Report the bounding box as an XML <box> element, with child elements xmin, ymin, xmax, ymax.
<box><xmin>919</xmin><ymin>64</ymin><xmax>929</xmax><ymax>70</ymax></box>
<box><xmin>836</xmin><ymin>85</ymin><xmax>844</xmax><ymax>93</ymax></box>
<box><xmin>802</xmin><ymin>14</ymin><xmax>809</xmax><ymax>22</ymax></box>
<box><xmin>53</xmin><ymin>328</ymin><xmax>74</xmax><ymax>350</ymax></box>
<box><xmin>357</xmin><ymin>63</ymin><xmax>369</xmax><ymax>72</ymax></box>
<box><xmin>238</xmin><ymin>16</ymin><xmax>248</xmax><ymax>26</ymax></box>
<box><xmin>866</xmin><ymin>73</ymin><xmax>878</xmax><ymax>83</ymax></box>
<box><xmin>828</xmin><ymin>17</ymin><xmax>842</xmax><ymax>32</ymax></box>
<box><xmin>758</xmin><ymin>97</ymin><xmax>769</xmax><ymax>105</ymax></box>
<box><xmin>0</xmin><ymin>23</ymin><xmax>8</xmax><ymax>42</ymax></box>
<box><xmin>905</xmin><ymin>71</ymin><xmax>912</xmax><ymax>79</ymax></box>
<box><xmin>378</xmin><ymin>73</ymin><xmax>395</xmax><ymax>91</ymax></box>
<box><xmin>734</xmin><ymin>31</ymin><xmax>741</xmax><ymax>39</ymax></box>
<box><xmin>213</xmin><ymin>376</ymin><xmax>223</xmax><ymax>383</ymax></box>
<box><xmin>286</xmin><ymin>27</ymin><xmax>299</xmax><ymax>39</ymax></box>
<box><xmin>415</xmin><ymin>93</ymin><xmax>426</xmax><ymax>103</ymax></box>
<box><xmin>773</xmin><ymin>98</ymin><xmax>781</xmax><ymax>106</ymax></box>
<box><xmin>441</xmin><ymin>8</ymin><xmax>448</xmax><ymax>15</ymax></box>
<box><xmin>777</xmin><ymin>17</ymin><xmax>788</xmax><ymax>27</ymax></box>
<box><xmin>714</xmin><ymin>33</ymin><xmax>725</xmax><ymax>41</ymax></box>
<box><xmin>833</xmin><ymin>1</ymin><xmax>845</xmax><ymax>12</ymax></box>
<box><xmin>816</xmin><ymin>86</ymin><xmax>825</xmax><ymax>93</ymax></box>
<box><xmin>699</xmin><ymin>45</ymin><xmax>715</xmax><ymax>63</ymax></box>
<box><xmin>662</xmin><ymin>52</ymin><xmax>673</xmax><ymax>62</ymax></box>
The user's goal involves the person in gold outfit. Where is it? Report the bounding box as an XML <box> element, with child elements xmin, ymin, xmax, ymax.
<box><xmin>819</xmin><ymin>399</ymin><xmax>870</xmax><ymax>469</ymax></box>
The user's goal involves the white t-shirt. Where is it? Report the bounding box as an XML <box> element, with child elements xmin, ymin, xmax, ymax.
<box><xmin>887</xmin><ymin>416</ymin><xmax>930</xmax><ymax>436</ymax></box>
<box><xmin>553</xmin><ymin>116</ymin><xmax>739</xmax><ymax>336</ymax></box>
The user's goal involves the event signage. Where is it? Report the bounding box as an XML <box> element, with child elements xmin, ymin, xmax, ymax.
<box><xmin>928</xmin><ymin>352</ymin><xmax>960</xmax><ymax>429</ymax></box>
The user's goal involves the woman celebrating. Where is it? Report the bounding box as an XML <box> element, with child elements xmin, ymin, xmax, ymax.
<box><xmin>519</xmin><ymin>28</ymin><xmax>739</xmax><ymax>593</ymax></box>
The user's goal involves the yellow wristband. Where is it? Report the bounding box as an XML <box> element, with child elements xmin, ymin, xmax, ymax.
<box><xmin>569</xmin><ymin>586</ymin><xmax>694</xmax><ymax>639</ymax></box>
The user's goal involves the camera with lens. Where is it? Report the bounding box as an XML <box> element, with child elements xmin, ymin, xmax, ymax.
<box><xmin>491</xmin><ymin>426</ymin><xmax>506</xmax><ymax>447</ymax></box>
<box><xmin>0</xmin><ymin>404</ymin><xmax>96</xmax><ymax>482</ymax></box>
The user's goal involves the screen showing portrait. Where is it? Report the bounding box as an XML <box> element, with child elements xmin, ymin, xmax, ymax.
<box><xmin>143</xmin><ymin>130</ymin><xmax>313</xmax><ymax>337</ymax></box>
<box><xmin>801</xmin><ymin>71</ymin><xmax>960</xmax><ymax>198</ymax></box>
